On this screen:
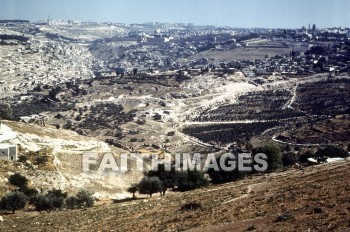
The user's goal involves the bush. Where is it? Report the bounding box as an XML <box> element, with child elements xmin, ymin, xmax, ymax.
<box><xmin>8</xmin><ymin>173</ymin><xmax>28</xmax><ymax>189</ymax></box>
<box><xmin>51</xmin><ymin>196</ymin><xmax>65</xmax><ymax>211</ymax></box>
<box><xmin>275</xmin><ymin>213</ymin><xmax>294</xmax><ymax>222</ymax></box>
<box><xmin>35</xmin><ymin>156</ymin><xmax>49</xmax><ymax>165</ymax></box>
<box><xmin>76</xmin><ymin>190</ymin><xmax>95</xmax><ymax>208</ymax></box>
<box><xmin>65</xmin><ymin>196</ymin><xmax>79</xmax><ymax>210</ymax></box>
<box><xmin>75</xmin><ymin>115</ymin><xmax>82</xmax><ymax>121</ymax></box>
<box><xmin>1</xmin><ymin>191</ymin><xmax>27</xmax><ymax>213</ymax></box>
<box><xmin>136</xmin><ymin>119</ymin><xmax>146</xmax><ymax>125</ymax></box>
<box><xmin>180</xmin><ymin>202</ymin><xmax>202</xmax><ymax>211</ymax></box>
<box><xmin>167</xmin><ymin>131</ymin><xmax>175</xmax><ymax>136</ymax></box>
<box><xmin>282</xmin><ymin>152</ymin><xmax>298</xmax><ymax>167</ymax></box>
<box><xmin>17</xmin><ymin>155</ymin><xmax>28</xmax><ymax>163</ymax></box>
<box><xmin>299</xmin><ymin>151</ymin><xmax>315</xmax><ymax>163</ymax></box>
<box><xmin>316</xmin><ymin>145</ymin><xmax>348</xmax><ymax>159</ymax></box>
<box><xmin>138</xmin><ymin>176</ymin><xmax>163</xmax><ymax>197</ymax></box>
<box><xmin>313</xmin><ymin>207</ymin><xmax>324</xmax><ymax>214</ymax></box>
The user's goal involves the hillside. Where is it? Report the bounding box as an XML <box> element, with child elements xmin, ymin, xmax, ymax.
<box><xmin>0</xmin><ymin>120</ymin><xmax>143</xmax><ymax>199</ymax></box>
<box><xmin>0</xmin><ymin>159</ymin><xmax>349</xmax><ymax>231</ymax></box>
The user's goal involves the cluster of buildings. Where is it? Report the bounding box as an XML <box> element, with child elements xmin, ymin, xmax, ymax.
<box><xmin>0</xmin><ymin>29</ymin><xmax>95</xmax><ymax>99</ymax></box>
<box><xmin>92</xmin><ymin>23</ymin><xmax>350</xmax><ymax>78</ymax></box>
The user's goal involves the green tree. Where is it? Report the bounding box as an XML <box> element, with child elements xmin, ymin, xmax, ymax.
<box><xmin>177</xmin><ymin>170</ymin><xmax>209</xmax><ymax>192</ymax></box>
<box><xmin>30</xmin><ymin>193</ymin><xmax>54</xmax><ymax>213</ymax></box>
<box><xmin>1</xmin><ymin>191</ymin><xmax>27</xmax><ymax>214</ymax></box>
<box><xmin>253</xmin><ymin>144</ymin><xmax>282</xmax><ymax>172</ymax></box>
<box><xmin>47</xmin><ymin>189</ymin><xmax>67</xmax><ymax>211</ymax></box>
<box><xmin>127</xmin><ymin>183</ymin><xmax>138</xmax><ymax>199</ymax></box>
<box><xmin>145</xmin><ymin>163</ymin><xmax>179</xmax><ymax>195</ymax></box>
<box><xmin>138</xmin><ymin>176</ymin><xmax>163</xmax><ymax>197</ymax></box>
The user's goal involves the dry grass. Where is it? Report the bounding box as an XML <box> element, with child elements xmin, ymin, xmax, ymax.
<box><xmin>1</xmin><ymin>160</ymin><xmax>350</xmax><ymax>231</ymax></box>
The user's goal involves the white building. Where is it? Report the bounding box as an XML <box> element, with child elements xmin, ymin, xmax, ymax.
<box><xmin>0</xmin><ymin>144</ymin><xmax>17</xmax><ymax>161</ymax></box>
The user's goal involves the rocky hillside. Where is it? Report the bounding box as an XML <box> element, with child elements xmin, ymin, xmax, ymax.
<box><xmin>0</xmin><ymin>157</ymin><xmax>349</xmax><ymax>231</ymax></box>
<box><xmin>0</xmin><ymin>120</ymin><xmax>143</xmax><ymax>199</ymax></box>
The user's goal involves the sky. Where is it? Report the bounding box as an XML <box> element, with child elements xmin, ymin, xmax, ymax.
<box><xmin>0</xmin><ymin>0</ymin><xmax>349</xmax><ymax>28</ymax></box>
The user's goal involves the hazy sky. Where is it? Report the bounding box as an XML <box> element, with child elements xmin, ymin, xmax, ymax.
<box><xmin>1</xmin><ymin>0</ymin><xmax>349</xmax><ymax>28</ymax></box>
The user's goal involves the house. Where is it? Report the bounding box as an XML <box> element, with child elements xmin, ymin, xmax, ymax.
<box><xmin>0</xmin><ymin>144</ymin><xmax>17</xmax><ymax>161</ymax></box>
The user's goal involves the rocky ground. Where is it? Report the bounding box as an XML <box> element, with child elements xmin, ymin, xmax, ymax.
<box><xmin>0</xmin><ymin>121</ymin><xmax>143</xmax><ymax>198</ymax></box>
<box><xmin>1</xmin><ymin>159</ymin><xmax>350</xmax><ymax>231</ymax></box>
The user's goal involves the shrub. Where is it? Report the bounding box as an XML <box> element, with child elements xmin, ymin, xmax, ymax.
<box><xmin>167</xmin><ymin>131</ymin><xmax>175</xmax><ymax>136</ymax></box>
<box><xmin>76</xmin><ymin>190</ymin><xmax>94</xmax><ymax>208</ymax></box>
<box><xmin>275</xmin><ymin>213</ymin><xmax>294</xmax><ymax>222</ymax></box>
<box><xmin>1</xmin><ymin>191</ymin><xmax>27</xmax><ymax>214</ymax></box>
<box><xmin>299</xmin><ymin>151</ymin><xmax>315</xmax><ymax>163</ymax></box>
<box><xmin>136</xmin><ymin>119</ymin><xmax>146</xmax><ymax>125</ymax></box>
<box><xmin>35</xmin><ymin>156</ymin><xmax>48</xmax><ymax>165</ymax></box>
<box><xmin>313</xmin><ymin>207</ymin><xmax>324</xmax><ymax>214</ymax></box>
<box><xmin>246</xmin><ymin>225</ymin><xmax>257</xmax><ymax>231</ymax></box>
<box><xmin>65</xmin><ymin>196</ymin><xmax>79</xmax><ymax>210</ymax></box>
<box><xmin>75</xmin><ymin>115</ymin><xmax>82</xmax><ymax>121</ymax></box>
<box><xmin>316</xmin><ymin>145</ymin><xmax>348</xmax><ymax>159</ymax></box>
<box><xmin>51</xmin><ymin>196</ymin><xmax>65</xmax><ymax>211</ymax></box>
<box><xmin>282</xmin><ymin>152</ymin><xmax>298</xmax><ymax>167</ymax></box>
<box><xmin>17</xmin><ymin>155</ymin><xmax>28</xmax><ymax>163</ymax></box>
<box><xmin>180</xmin><ymin>202</ymin><xmax>202</xmax><ymax>211</ymax></box>
<box><xmin>8</xmin><ymin>173</ymin><xmax>28</xmax><ymax>189</ymax></box>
